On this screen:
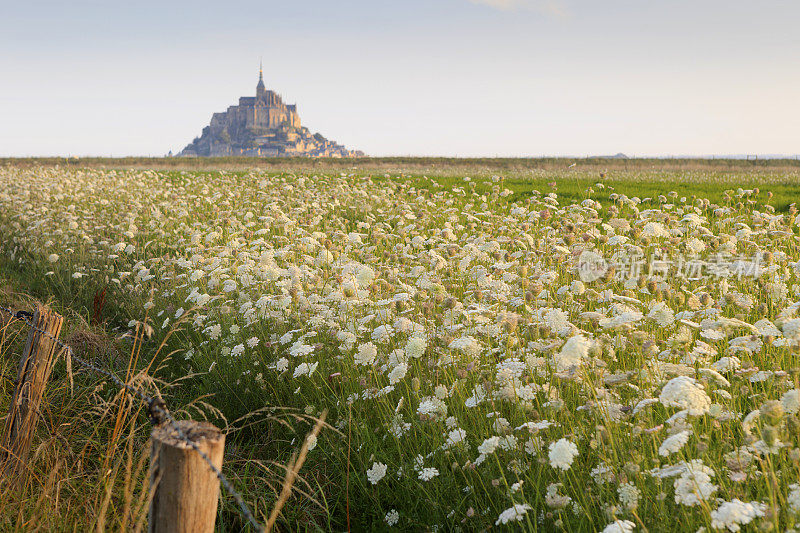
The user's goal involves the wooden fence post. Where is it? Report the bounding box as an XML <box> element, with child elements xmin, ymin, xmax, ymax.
<box><xmin>149</xmin><ymin>420</ymin><xmax>226</xmax><ymax>533</ymax></box>
<box><xmin>1</xmin><ymin>304</ymin><xmax>64</xmax><ymax>478</ymax></box>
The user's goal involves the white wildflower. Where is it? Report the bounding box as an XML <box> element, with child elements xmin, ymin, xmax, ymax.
<box><xmin>385</xmin><ymin>509</ymin><xmax>399</xmax><ymax>526</ymax></box>
<box><xmin>618</xmin><ymin>482</ymin><xmax>641</xmax><ymax>510</ymax></box>
<box><xmin>292</xmin><ymin>362</ymin><xmax>318</xmax><ymax>378</ymax></box>
<box><xmin>305</xmin><ymin>434</ymin><xmax>317</xmax><ymax>451</ymax></box>
<box><xmin>548</xmin><ymin>438</ymin><xmax>578</xmax><ymax>471</ymax></box>
<box><xmin>366</xmin><ymin>462</ymin><xmax>387</xmax><ymax>485</ymax></box>
<box><xmin>388</xmin><ymin>363</ymin><xmax>408</xmax><ymax>385</ymax></box>
<box><xmin>275</xmin><ymin>357</ymin><xmax>289</xmax><ymax>373</ymax></box>
<box><xmin>674</xmin><ymin>460</ymin><xmax>717</xmax><ymax>506</ymax></box>
<box><xmin>445</xmin><ymin>428</ymin><xmax>467</xmax><ymax>447</ymax></box>
<box><xmin>372</xmin><ymin>324</ymin><xmax>394</xmax><ymax>344</ymax></box>
<box><xmin>355</xmin><ymin>342</ymin><xmax>378</xmax><ymax>366</ymax></box>
<box><xmin>781</xmin><ymin>389</ymin><xmax>800</xmax><ymax>415</ymax></box>
<box><xmin>710</xmin><ymin>499</ymin><xmax>766</xmax><ymax>531</ymax></box>
<box><xmin>448</xmin><ymin>336</ymin><xmax>481</xmax><ymax>357</ymax></box>
<box><xmin>659</xmin><ymin>430</ymin><xmax>692</xmax><ymax>457</ymax></box>
<box><xmin>659</xmin><ymin>376</ymin><xmax>711</xmax><ymax>416</ymax></box>
<box><xmin>405</xmin><ymin>335</ymin><xmax>427</xmax><ymax>358</ymax></box>
<box><xmin>495</xmin><ymin>504</ymin><xmax>532</xmax><ymax>525</ymax></box>
<box><xmin>783</xmin><ymin>317</ymin><xmax>800</xmax><ymax>341</ymax></box>
<box><xmin>478</xmin><ymin>436</ymin><xmax>500</xmax><ymax>455</ymax></box>
<box><xmin>418</xmin><ymin>467</ymin><xmax>439</xmax><ymax>481</ymax></box>
<box><xmin>554</xmin><ymin>334</ymin><xmax>590</xmax><ymax>372</ymax></box>
<box><xmin>788</xmin><ymin>484</ymin><xmax>800</xmax><ymax>514</ymax></box>
<box><xmin>602</xmin><ymin>520</ymin><xmax>635</xmax><ymax>533</ymax></box>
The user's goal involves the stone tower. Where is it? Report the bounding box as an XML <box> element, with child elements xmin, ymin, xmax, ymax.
<box><xmin>256</xmin><ymin>60</ymin><xmax>266</xmax><ymax>99</ymax></box>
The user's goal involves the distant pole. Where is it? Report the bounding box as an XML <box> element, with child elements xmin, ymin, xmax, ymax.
<box><xmin>1</xmin><ymin>305</ymin><xmax>64</xmax><ymax>479</ymax></box>
<box><xmin>149</xmin><ymin>420</ymin><xmax>226</xmax><ymax>533</ymax></box>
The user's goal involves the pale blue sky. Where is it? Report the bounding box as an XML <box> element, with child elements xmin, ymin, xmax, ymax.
<box><xmin>1</xmin><ymin>0</ymin><xmax>798</xmax><ymax>157</ymax></box>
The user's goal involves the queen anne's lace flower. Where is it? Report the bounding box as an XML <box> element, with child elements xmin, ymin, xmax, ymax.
<box><xmin>782</xmin><ymin>318</ymin><xmax>800</xmax><ymax>341</ymax></box>
<box><xmin>495</xmin><ymin>504</ymin><xmax>532</xmax><ymax>525</ymax></box>
<box><xmin>710</xmin><ymin>499</ymin><xmax>766</xmax><ymax>531</ymax></box>
<box><xmin>788</xmin><ymin>484</ymin><xmax>800</xmax><ymax>514</ymax></box>
<box><xmin>292</xmin><ymin>361</ymin><xmax>318</xmax><ymax>378</ymax></box>
<box><xmin>659</xmin><ymin>376</ymin><xmax>711</xmax><ymax>415</ymax></box>
<box><xmin>478</xmin><ymin>436</ymin><xmax>500</xmax><ymax>455</ymax></box>
<box><xmin>602</xmin><ymin>520</ymin><xmax>635</xmax><ymax>533</ymax></box>
<box><xmin>445</xmin><ymin>428</ymin><xmax>466</xmax><ymax>447</ymax></box>
<box><xmin>659</xmin><ymin>430</ymin><xmax>692</xmax><ymax>457</ymax></box>
<box><xmin>642</xmin><ymin>221</ymin><xmax>670</xmax><ymax>238</ymax></box>
<box><xmin>371</xmin><ymin>324</ymin><xmax>394</xmax><ymax>344</ymax></box>
<box><xmin>554</xmin><ymin>334</ymin><xmax>590</xmax><ymax>372</ymax></box>
<box><xmin>384</xmin><ymin>509</ymin><xmax>399</xmax><ymax>526</ymax></box>
<box><xmin>544</xmin><ymin>308</ymin><xmax>571</xmax><ymax>333</ymax></box>
<box><xmin>618</xmin><ymin>482</ymin><xmax>641</xmax><ymax>510</ymax></box>
<box><xmin>355</xmin><ymin>342</ymin><xmax>377</xmax><ymax>366</ymax></box>
<box><xmin>356</xmin><ymin>265</ymin><xmax>375</xmax><ymax>287</ymax></box>
<box><xmin>366</xmin><ymin>462</ymin><xmax>387</xmax><ymax>485</ymax></box>
<box><xmin>405</xmin><ymin>335</ymin><xmax>427</xmax><ymax>359</ymax></box>
<box><xmin>289</xmin><ymin>341</ymin><xmax>313</xmax><ymax>357</ymax></box>
<box><xmin>674</xmin><ymin>460</ymin><xmax>717</xmax><ymax>506</ymax></box>
<box><xmin>418</xmin><ymin>467</ymin><xmax>439</xmax><ymax>481</ymax></box>
<box><xmin>387</xmin><ymin>363</ymin><xmax>408</xmax><ymax>385</ymax></box>
<box><xmin>415</xmin><ymin>397</ymin><xmax>446</xmax><ymax>421</ymax></box>
<box><xmin>275</xmin><ymin>357</ymin><xmax>289</xmax><ymax>372</ymax></box>
<box><xmin>781</xmin><ymin>389</ymin><xmax>800</xmax><ymax>414</ymax></box>
<box><xmin>448</xmin><ymin>336</ymin><xmax>481</xmax><ymax>357</ymax></box>
<box><xmin>206</xmin><ymin>323</ymin><xmax>222</xmax><ymax>340</ymax></box>
<box><xmin>711</xmin><ymin>356</ymin><xmax>741</xmax><ymax>372</ymax></box>
<box><xmin>548</xmin><ymin>438</ymin><xmax>578</xmax><ymax>471</ymax></box>
<box><xmin>648</xmin><ymin>302</ymin><xmax>675</xmax><ymax>327</ymax></box>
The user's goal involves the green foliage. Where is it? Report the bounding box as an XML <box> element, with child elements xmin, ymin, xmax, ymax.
<box><xmin>1</xmin><ymin>162</ymin><xmax>800</xmax><ymax>531</ymax></box>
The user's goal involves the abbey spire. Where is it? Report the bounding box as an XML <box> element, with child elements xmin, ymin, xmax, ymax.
<box><xmin>256</xmin><ymin>59</ymin><xmax>266</xmax><ymax>97</ymax></box>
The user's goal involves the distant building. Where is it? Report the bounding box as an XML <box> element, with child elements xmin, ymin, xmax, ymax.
<box><xmin>180</xmin><ymin>64</ymin><xmax>363</xmax><ymax>157</ymax></box>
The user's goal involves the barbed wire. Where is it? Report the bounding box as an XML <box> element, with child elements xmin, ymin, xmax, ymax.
<box><xmin>0</xmin><ymin>304</ymin><xmax>263</xmax><ymax>532</ymax></box>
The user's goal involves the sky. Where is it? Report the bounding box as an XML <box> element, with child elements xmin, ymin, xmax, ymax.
<box><xmin>1</xmin><ymin>0</ymin><xmax>799</xmax><ymax>157</ymax></box>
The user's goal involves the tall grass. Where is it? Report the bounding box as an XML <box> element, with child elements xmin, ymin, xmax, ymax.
<box><xmin>0</xmin><ymin>292</ymin><xmax>153</xmax><ymax>531</ymax></box>
<box><xmin>0</xmin><ymin>284</ymin><xmax>330</xmax><ymax>531</ymax></box>
<box><xmin>2</xmin><ymin>164</ymin><xmax>800</xmax><ymax>530</ymax></box>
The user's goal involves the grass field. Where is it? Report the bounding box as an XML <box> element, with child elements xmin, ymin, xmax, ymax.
<box><xmin>5</xmin><ymin>156</ymin><xmax>800</xmax><ymax>211</ymax></box>
<box><xmin>2</xmin><ymin>159</ymin><xmax>800</xmax><ymax>531</ymax></box>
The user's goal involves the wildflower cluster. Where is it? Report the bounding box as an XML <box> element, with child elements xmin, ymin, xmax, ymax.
<box><xmin>1</xmin><ymin>167</ymin><xmax>800</xmax><ymax>530</ymax></box>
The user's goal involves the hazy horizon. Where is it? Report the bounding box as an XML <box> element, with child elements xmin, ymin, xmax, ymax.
<box><xmin>2</xmin><ymin>0</ymin><xmax>799</xmax><ymax>158</ymax></box>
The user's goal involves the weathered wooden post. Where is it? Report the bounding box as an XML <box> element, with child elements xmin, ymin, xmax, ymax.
<box><xmin>1</xmin><ymin>304</ymin><xmax>64</xmax><ymax>478</ymax></box>
<box><xmin>149</xmin><ymin>420</ymin><xmax>226</xmax><ymax>533</ymax></box>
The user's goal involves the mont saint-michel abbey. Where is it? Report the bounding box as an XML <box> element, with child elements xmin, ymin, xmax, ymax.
<box><xmin>180</xmin><ymin>67</ymin><xmax>362</xmax><ymax>157</ymax></box>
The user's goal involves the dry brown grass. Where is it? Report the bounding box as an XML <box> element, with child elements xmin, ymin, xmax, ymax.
<box><xmin>0</xmin><ymin>310</ymin><xmax>153</xmax><ymax>531</ymax></box>
<box><xmin>0</xmin><ymin>281</ymin><xmax>333</xmax><ymax>531</ymax></box>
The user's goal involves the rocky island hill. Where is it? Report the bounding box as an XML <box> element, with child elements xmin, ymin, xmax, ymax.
<box><xmin>180</xmin><ymin>67</ymin><xmax>362</xmax><ymax>158</ymax></box>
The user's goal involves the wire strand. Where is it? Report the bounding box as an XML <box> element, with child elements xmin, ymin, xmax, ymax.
<box><xmin>0</xmin><ymin>304</ymin><xmax>263</xmax><ymax>532</ymax></box>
